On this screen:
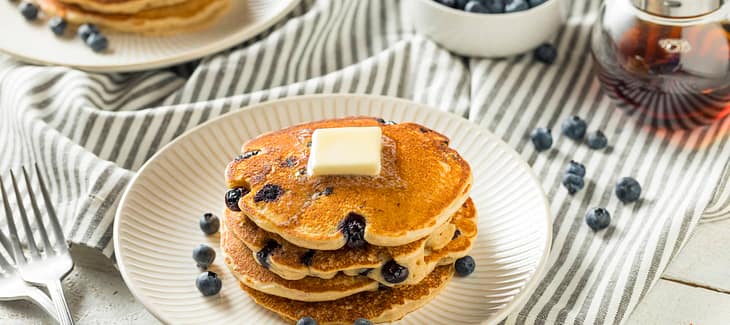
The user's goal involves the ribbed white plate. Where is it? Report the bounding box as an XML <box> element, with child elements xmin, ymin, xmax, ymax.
<box><xmin>0</xmin><ymin>0</ymin><xmax>299</xmax><ymax>72</ymax></box>
<box><xmin>114</xmin><ymin>95</ymin><xmax>552</xmax><ymax>325</ymax></box>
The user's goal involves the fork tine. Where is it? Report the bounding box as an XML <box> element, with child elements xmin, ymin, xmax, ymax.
<box><xmin>0</xmin><ymin>248</ymin><xmax>11</xmax><ymax>271</ymax></box>
<box><xmin>34</xmin><ymin>164</ymin><xmax>66</xmax><ymax>251</ymax></box>
<box><xmin>22</xmin><ymin>167</ymin><xmax>54</xmax><ymax>253</ymax></box>
<box><xmin>9</xmin><ymin>171</ymin><xmax>41</xmax><ymax>259</ymax></box>
<box><xmin>0</xmin><ymin>223</ymin><xmax>10</xmax><ymax>258</ymax></box>
<box><xmin>0</xmin><ymin>175</ymin><xmax>26</xmax><ymax>264</ymax></box>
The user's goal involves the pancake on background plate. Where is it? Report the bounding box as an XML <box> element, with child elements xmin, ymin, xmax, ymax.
<box><xmin>55</xmin><ymin>0</ymin><xmax>190</xmax><ymax>14</ymax></box>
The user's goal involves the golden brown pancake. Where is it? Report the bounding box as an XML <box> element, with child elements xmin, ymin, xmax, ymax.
<box><xmin>36</xmin><ymin>0</ymin><xmax>230</xmax><ymax>35</ymax></box>
<box><xmin>240</xmin><ymin>265</ymin><xmax>454</xmax><ymax>325</ymax></box>
<box><xmin>57</xmin><ymin>0</ymin><xmax>189</xmax><ymax>14</ymax></box>
<box><xmin>226</xmin><ymin>117</ymin><xmax>473</xmax><ymax>250</ymax></box>
<box><xmin>223</xmin><ymin>199</ymin><xmax>477</xmax><ymax>286</ymax></box>
<box><xmin>221</xmin><ymin>226</ymin><xmax>378</xmax><ymax>302</ymax></box>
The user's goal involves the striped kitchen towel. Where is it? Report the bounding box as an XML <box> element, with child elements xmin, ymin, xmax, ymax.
<box><xmin>1</xmin><ymin>0</ymin><xmax>729</xmax><ymax>324</ymax></box>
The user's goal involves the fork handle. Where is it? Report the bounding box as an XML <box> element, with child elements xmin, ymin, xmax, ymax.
<box><xmin>25</xmin><ymin>287</ymin><xmax>59</xmax><ymax>322</ymax></box>
<box><xmin>47</xmin><ymin>279</ymin><xmax>74</xmax><ymax>325</ymax></box>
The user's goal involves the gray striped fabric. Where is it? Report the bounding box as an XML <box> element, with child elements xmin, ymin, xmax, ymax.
<box><xmin>1</xmin><ymin>0</ymin><xmax>729</xmax><ymax>323</ymax></box>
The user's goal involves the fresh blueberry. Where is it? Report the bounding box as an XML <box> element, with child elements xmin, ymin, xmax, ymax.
<box><xmin>199</xmin><ymin>212</ymin><xmax>220</xmax><ymax>235</ymax></box>
<box><xmin>454</xmin><ymin>255</ymin><xmax>476</xmax><ymax>277</ymax></box>
<box><xmin>253</xmin><ymin>184</ymin><xmax>284</xmax><ymax>203</ymax></box>
<box><xmin>256</xmin><ymin>240</ymin><xmax>281</xmax><ymax>269</ymax></box>
<box><xmin>530</xmin><ymin>127</ymin><xmax>553</xmax><ymax>151</ymax></box>
<box><xmin>528</xmin><ymin>0</ymin><xmax>547</xmax><ymax>7</ymax></box>
<box><xmin>534</xmin><ymin>43</ymin><xmax>558</xmax><ymax>64</ymax></box>
<box><xmin>86</xmin><ymin>32</ymin><xmax>108</xmax><ymax>52</ymax></box>
<box><xmin>296</xmin><ymin>316</ymin><xmax>318</xmax><ymax>325</ymax></box>
<box><xmin>615</xmin><ymin>177</ymin><xmax>642</xmax><ymax>203</ymax></box>
<box><xmin>338</xmin><ymin>212</ymin><xmax>367</xmax><ymax>249</ymax></box>
<box><xmin>435</xmin><ymin>0</ymin><xmax>458</xmax><ymax>8</ymax></box>
<box><xmin>561</xmin><ymin>116</ymin><xmax>587</xmax><ymax>140</ymax></box>
<box><xmin>381</xmin><ymin>260</ymin><xmax>409</xmax><ymax>284</ymax></box>
<box><xmin>195</xmin><ymin>271</ymin><xmax>222</xmax><ymax>296</ymax></box>
<box><xmin>587</xmin><ymin>130</ymin><xmax>608</xmax><ymax>150</ymax></box>
<box><xmin>354</xmin><ymin>318</ymin><xmax>373</xmax><ymax>325</ymax></box>
<box><xmin>482</xmin><ymin>0</ymin><xmax>506</xmax><ymax>13</ymax></box>
<box><xmin>192</xmin><ymin>244</ymin><xmax>216</xmax><ymax>269</ymax></box>
<box><xmin>562</xmin><ymin>173</ymin><xmax>585</xmax><ymax>195</ymax></box>
<box><xmin>19</xmin><ymin>1</ymin><xmax>38</xmax><ymax>21</ymax></box>
<box><xmin>77</xmin><ymin>24</ymin><xmax>100</xmax><ymax>42</ymax></box>
<box><xmin>565</xmin><ymin>160</ymin><xmax>586</xmax><ymax>177</ymax></box>
<box><xmin>464</xmin><ymin>0</ymin><xmax>488</xmax><ymax>12</ymax></box>
<box><xmin>504</xmin><ymin>0</ymin><xmax>529</xmax><ymax>12</ymax></box>
<box><xmin>48</xmin><ymin>17</ymin><xmax>67</xmax><ymax>36</ymax></box>
<box><xmin>585</xmin><ymin>208</ymin><xmax>611</xmax><ymax>231</ymax></box>
<box><xmin>300</xmin><ymin>250</ymin><xmax>315</xmax><ymax>266</ymax></box>
<box><xmin>454</xmin><ymin>0</ymin><xmax>469</xmax><ymax>9</ymax></box>
<box><xmin>225</xmin><ymin>187</ymin><xmax>248</xmax><ymax>211</ymax></box>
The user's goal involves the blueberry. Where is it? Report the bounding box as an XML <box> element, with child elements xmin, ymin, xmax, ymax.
<box><xmin>381</xmin><ymin>260</ymin><xmax>409</xmax><ymax>284</ymax></box>
<box><xmin>434</xmin><ymin>0</ymin><xmax>458</xmax><ymax>8</ymax></box>
<box><xmin>561</xmin><ymin>116</ymin><xmax>587</xmax><ymax>140</ymax></box>
<box><xmin>354</xmin><ymin>318</ymin><xmax>373</xmax><ymax>325</ymax></box>
<box><xmin>77</xmin><ymin>24</ymin><xmax>99</xmax><ymax>42</ymax></box>
<box><xmin>253</xmin><ymin>184</ymin><xmax>284</xmax><ymax>203</ymax></box>
<box><xmin>615</xmin><ymin>177</ymin><xmax>642</xmax><ymax>203</ymax></box>
<box><xmin>193</xmin><ymin>244</ymin><xmax>216</xmax><ymax>269</ymax></box>
<box><xmin>338</xmin><ymin>212</ymin><xmax>367</xmax><ymax>249</ymax></box>
<box><xmin>528</xmin><ymin>0</ymin><xmax>547</xmax><ymax>7</ymax></box>
<box><xmin>587</xmin><ymin>130</ymin><xmax>608</xmax><ymax>150</ymax></box>
<box><xmin>19</xmin><ymin>1</ymin><xmax>38</xmax><ymax>21</ymax></box>
<box><xmin>86</xmin><ymin>32</ymin><xmax>108</xmax><ymax>53</ymax></box>
<box><xmin>296</xmin><ymin>316</ymin><xmax>317</xmax><ymax>325</ymax></box>
<box><xmin>454</xmin><ymin>0</ymin><xmax>469</xmax><ymax>9</ymax></box>
<box><xmin>504</xmin><ymin>0</ymin><xmax>529</xmax><ymax>12</ymax></box>
<box><xmin>482</xmin><ymin>0</ymin><xmax>506</xmax><ymax>13</ymax></box>
<box><xmin>562</xmin><ymin>173</ymin><xmax>585</xmax><ymax>195</ymax></box>
<box><xmin>455</xmin><ymin>255</ymin><xmax>476</xmax><ymax>276</ymax></box>
<box><xmin>256</xmin><ymin>240</ymin><xmax>280</xmax><ymax>269</ymax></box>
<box><xmin>199</xmin><ymin>212</ymin><xmax>220</xmax><ymax>235</ymax></box>
<box><xmin>585</xmin><ymin>208</ymin><xmax>611</xmax><ymax>231</ymax></box>
<box><xmin>195</xmin><ymin>271</ymin><xmax>222</xmax><ymax>296</ymax></box>
<box><xmin>225</xmin><ymin>187</ymin><xmax>248</xmax><ymax>211</ymax></box>
<box><xmin>48</xmin><ymin>17</ymin><xmax>67</xmax><ymax>36</ymax></box>
<box><xmin>534</xmin><ymin>43</ymin><xmax>558</xmax><ymax>64</ymax></box>
<box><xmin>530</xmin><ymin>127</ymin><xmax>553</xmax><ymax>151</ymax></box>
<box><xmin>234</xmin><ymin>149</ymin><xmax>260</xmax><ymax>161</ymax></box>
<box><xmin>300</xmin><ymin>250</ymin><xmax>315</xmax><ymax>266</ymax></box>
<box><xmin>464</xmin><ymin>0</ymin><xmax>488</xmax><ymax>12</ymax></box>
<box><xmin>452</xmin><ymin>229</ymin><xmax>461</xmax><ymax>240</ymax></box>
<box><xmin>565</xmin><ymin>160</ymin><xmax>586</xmax><ymax>177</ymax></box>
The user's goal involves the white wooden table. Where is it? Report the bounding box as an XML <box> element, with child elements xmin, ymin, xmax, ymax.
<box><xmin>2</xmin><ymin>216</ymin><xmax>729</xmax><ymax>324</ymax></box>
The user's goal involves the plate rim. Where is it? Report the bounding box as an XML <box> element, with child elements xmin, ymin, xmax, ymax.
<box><xmin>113</xmin><ymin>94</ymin><xmax>553</xmax><ymax>325</ymax></box>
<box><xmin>0</xmin><ymin>0</ymin><xmax>301</xmax><ymax>72</ymax></box>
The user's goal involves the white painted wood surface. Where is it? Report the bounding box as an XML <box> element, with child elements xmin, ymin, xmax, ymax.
<box><xmin>2</xmin><ymin>216</ymin><xmax>729</xmax><ymax>324</ymax></box>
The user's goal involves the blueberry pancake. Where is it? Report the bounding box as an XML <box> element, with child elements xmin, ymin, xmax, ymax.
<box><xmin>225</xmin><ymin>117</ymin><xmax>473</xmax><ymax>251</ymax></box>
<box><xmin>223</xmin><ymin>199</ymin><xmax>477</xmax><ymax>286</ymax></box>
<box><xmin>221</xmin><ymin>226</ymin><xmax>379</xmax><ymax>302</ymax></box>
<box><xmin>55</xmin><ymin>0</ymin><xmax>189</xmax><ymax>14</ymax></box>
<box><xmin>36</xmin><ymin>0</ymin><xmax>230</xmax><ymax>35</ymax></box>
<box><xmin>239</xmin><ymin>265</ymin><xmax>454</xmax><ymax>325</ymax></box>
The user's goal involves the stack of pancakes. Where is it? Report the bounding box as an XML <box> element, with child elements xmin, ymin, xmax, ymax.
<box><xmin>36</xmin><ymin>0</ymin><xmax>230</xmax><ymax>34</ymax></box>
<box><xmin>222</xmin><ymin>117</ymin><xmax>476</xmax><ymax>324</ymax></box>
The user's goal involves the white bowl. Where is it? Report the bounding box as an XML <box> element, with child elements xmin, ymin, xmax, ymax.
<box><xmin>404</xmin><ymin>0</ymin><xmax>566</xmax><ymax>58</ymax></box>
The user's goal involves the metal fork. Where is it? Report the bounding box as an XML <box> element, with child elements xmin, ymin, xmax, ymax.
<box><xmin>2</xmin><ymin>165</ymin><xmax>75</xmax><ymax>325</ymax></box>
<box><xmin>0</xmin><ymin>230</ymin><xmax>58</xmax><ymax>321</ymax></box>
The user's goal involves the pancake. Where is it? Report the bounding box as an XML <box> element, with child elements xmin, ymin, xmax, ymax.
<box><xmin>224</xmin><ymin>199</ymin><xmax>477</xmax><ymax>286</ymax></box>
<box><xmin>57</xmin><ymin>0</ymin><xmax>189</xmax><ymax>14</ymax></box>
<box><xmin>240</xmin><ymin>265</ymin><xmax>454</xmax><ymax>325</ymax></box>
<box><xmin>226</xmin><ymin>117</ymin><xmax>473</xmax><ymax>250</ymax></box>
<box><xmin>222</xmin><ymin>226</ymin><xmax>378</xmax><ymax>302</ymax></box>
<box><xmin>36</xmin><ymin>0</ymin><xmax>230</xmax><ymax>35</ymax></box>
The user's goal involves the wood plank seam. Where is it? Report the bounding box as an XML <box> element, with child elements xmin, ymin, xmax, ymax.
<box><xmin>661</xmin><ymin>275</ymin><xmax>730</xmax><ymax>295</ymax></box>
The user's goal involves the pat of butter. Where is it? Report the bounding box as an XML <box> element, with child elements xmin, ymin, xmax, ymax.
<box><xmin>307</xmin><ymin>127</ymin><xmax>382</xmax><ymax>176</ymax></box>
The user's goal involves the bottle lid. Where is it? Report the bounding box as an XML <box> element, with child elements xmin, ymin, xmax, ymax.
<box><xmin>632</xmin><ymin>0</ymin><xmax>725</xmax><ymax>17</ymax></box>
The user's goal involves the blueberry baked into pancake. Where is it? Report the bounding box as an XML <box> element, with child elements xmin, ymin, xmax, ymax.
<box><xmin>222</xmin><ymin>117</ymin><xmax>479</xmax><ymax>324</ymax></box>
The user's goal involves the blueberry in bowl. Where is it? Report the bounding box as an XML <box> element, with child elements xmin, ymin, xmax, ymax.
<box><xmin>406</xmin><ymin>0</ymin><xmax>565</xmax><ymax>57</ymax></box>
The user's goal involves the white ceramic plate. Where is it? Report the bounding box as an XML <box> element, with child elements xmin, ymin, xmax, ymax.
<box><xmin>0</xmin><ymin>0</ymin><xmax>300</xmax><ymax>72</ymax></box>
<box><xmin>114</xmin><ymin>95</ymin><xmax>552</xmax><ymax>325</ymax></box>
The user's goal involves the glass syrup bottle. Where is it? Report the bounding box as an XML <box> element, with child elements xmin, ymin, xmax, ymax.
<box><xmin>591</xmin><ymin>0</ymin><xmax>730</xmax><ymax>129</ymax></box>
